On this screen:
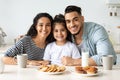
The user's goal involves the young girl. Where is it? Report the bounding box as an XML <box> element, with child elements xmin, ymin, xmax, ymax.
<box><xmin>43</xmin><ymin>14</ymin><xmax>80</xmax><ymax>65</ymax></box>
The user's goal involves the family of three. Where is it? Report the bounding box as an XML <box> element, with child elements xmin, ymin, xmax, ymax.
<box><xmin>3</xmin><ymin>5</ymin><xmax>117</xmax><ymax>66</ymax></box>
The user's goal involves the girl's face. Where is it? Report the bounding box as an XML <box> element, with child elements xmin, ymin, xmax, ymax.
<box><xmin>53</xmin><ymin>23</ymin><xmax>67</xmax><ymax>43</ymax></box>
<box><xmin>36</xmin><ymin>17</ymin><xmax>51</xmax><ymax>38</ymax></box>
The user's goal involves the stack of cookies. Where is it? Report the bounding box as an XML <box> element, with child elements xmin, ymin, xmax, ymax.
<box><xmin>38</xmin><ymin>64</ymin><xmax>66</xmax><ymax>72</ymax></box>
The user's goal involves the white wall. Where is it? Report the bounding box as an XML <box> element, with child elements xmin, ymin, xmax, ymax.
<box><xmin>0</xmin><ymin>0</ymin><xmax>120</xmax><ymax>44</ymax></box>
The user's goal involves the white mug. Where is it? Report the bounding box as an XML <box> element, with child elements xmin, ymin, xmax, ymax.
<box><xmin>15</xmin><ymin>54</ymin><xmax>28</xmax><ymax>68</ymax></box>
<box><xmin>101</xmin><ymin>55</ymin><xmax>113</xmax><ymax>70</ymax></box>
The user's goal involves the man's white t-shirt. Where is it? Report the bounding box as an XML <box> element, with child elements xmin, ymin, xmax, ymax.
<box><xmin>43</xmin><ymin>41</ymin><xmax>80</xmax><ymax>65</ymax></box>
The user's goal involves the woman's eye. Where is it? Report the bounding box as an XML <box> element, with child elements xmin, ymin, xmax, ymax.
<box><xmin>61</xmin><ymin>29</ymin><xmax>65</xmax><ymax>32</ymax></box>
<box><xmin>38</xmin><ymin>24</ymin><xmax>43</xmax><ymax>27</ymax></box>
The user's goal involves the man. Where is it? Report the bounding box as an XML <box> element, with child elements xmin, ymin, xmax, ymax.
<box><xmin>61</xmin><ymin>5</ymin><xmax>117</xmax><ymax>66</ymax></box>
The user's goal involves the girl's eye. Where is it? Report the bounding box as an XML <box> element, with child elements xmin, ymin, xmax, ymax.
<box><xmin>54</xmin><ymin>30</ymin><xmax>58</xmax><ymax>32</ymax></box>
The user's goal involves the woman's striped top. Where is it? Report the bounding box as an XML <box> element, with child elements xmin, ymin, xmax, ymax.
<box><xmin>4</xmin><ymin>36</ymin><xmax>45</xmax><ymax>60</ymax></box>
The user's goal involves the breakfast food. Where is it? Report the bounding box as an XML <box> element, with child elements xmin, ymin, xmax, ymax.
<box><xmin>83</xmin><ymin>66</ymin><xmax>90</xmax><ymax>71</ymax></box>
<box><xmin>75</xmin><ymin>66</ymin><xmax>98</xmax><ymax>74</ymax></box>
<box><xmin>75</xmin><ymin>66</ymin><xmax>87</xmax><ymax>74</ymax></box>
<box><xmin>38</xmin><ymin>64</ymin><xmax>66</xmax><ymax>72</ymax></box>
<box><xmin>39</xmin><ymin>65</ymin><xmax>49</xmax><ymax>72</ymax></box>
<box><xmin>86</xmin><ymin>66</ymin><xmax>98</xmax><ymax>74</ymax></box>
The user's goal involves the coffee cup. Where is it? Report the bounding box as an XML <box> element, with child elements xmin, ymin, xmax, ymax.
<box><xmin>15</xmin><ymin>54</ymin><xmax>28</xmax><ymax>68</ymax></box>
<box><xmin>101</xmin><ymin>55</ymin><xmax>113</xmax><ymax>70</ymax></box>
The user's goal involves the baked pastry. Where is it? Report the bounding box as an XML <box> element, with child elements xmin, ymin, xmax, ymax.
<box><xmin>86</xmin><ymin>66</ymin><xmax>98</xmax><ymax>74</ymax></box>
<box><xmin>75</xmin><ymin>66</ymin><xmax>98</xmax><ymax>74</ymax></box>
<box><xmin>39</xmin><ymin>65</ymin><xmax>49</xmax><ymax>72</ymax></box>
<box><xmin>47</xmin><ymin>64</ymin><xmax>57</xmax><ymax>72</ymax></box>
<box><xmin>59</xmin><ymin>66</ymin><xmax>66</xmax><ymax>72</ymax></box>
<box><xmin>38</xmin><ymin>64</ymin><xmax>66</xmax><ymax>72</ymax></box>
<box><xmin>75</xmin><ymin>66</ymin><xmax>87</xmax><ymax>74</ymax></box>
<box><xmin>82</xmin><ymin>66</ymin><xmax>90</xmax><ymax>71</ymax></box>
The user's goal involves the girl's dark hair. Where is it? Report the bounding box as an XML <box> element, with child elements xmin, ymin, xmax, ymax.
<box><xmin>26</xmin><ymin>13</ymin><xmax>53</xmax><ymax>43</ymax></box>
<box><xmin>65</xmin><ymin>5</ymin><xmax>82</xmax><ymax>16</ymax></box>
<box><xmin>52</xmin><ymin>14</ymin><xmax>72</xmax><ymax>42</ymax></box>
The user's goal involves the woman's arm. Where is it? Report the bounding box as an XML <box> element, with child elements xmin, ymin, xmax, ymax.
<box><xmin>2</xmin><ymin>56</ymin><xmax>17</xmax><ymax>65</ymax></box>
<box><xmin>3</xmin><ymin>56</ymin><xmax>48</xmax><ymax>66</ymax></box>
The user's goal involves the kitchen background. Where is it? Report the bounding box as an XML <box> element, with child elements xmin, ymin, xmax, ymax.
<box><xmin>0</xmin><ymin>0</ymin><xmax>120</xmax><ymax>63</ymax></box>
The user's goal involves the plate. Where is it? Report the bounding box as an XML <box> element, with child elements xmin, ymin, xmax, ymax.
<box><xmin>73</xmin><ymin>71</ymin><xmax>100</xmax><ymax>77</ymax></box>
<box><xmin>39</xmin><ymin>71</ymin><xmax>65</xmax><ymax>75</ymax></box>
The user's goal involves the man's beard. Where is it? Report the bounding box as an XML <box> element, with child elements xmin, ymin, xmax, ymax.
<box><xmin>73</xmin><ymin>26</ymin><xmax>83</xmax><ymax>36</ymax></box>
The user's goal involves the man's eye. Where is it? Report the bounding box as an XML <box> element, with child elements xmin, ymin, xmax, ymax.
<box><xmin>74</xmin><ymin>18</ymin><xmax>78</xmax><ymax>21</ymax></box>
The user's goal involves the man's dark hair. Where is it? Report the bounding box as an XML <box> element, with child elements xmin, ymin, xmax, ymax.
<box><xmin>65</xmin><ymin>5</ymin><xmax>82</xmax><ymax>16</ymax></box>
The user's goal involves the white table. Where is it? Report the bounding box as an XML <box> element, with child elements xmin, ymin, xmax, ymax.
<box><xmin>0</xmin><ymin>65</ymin><xmax>120</xmax><ymax>80</ymax></box>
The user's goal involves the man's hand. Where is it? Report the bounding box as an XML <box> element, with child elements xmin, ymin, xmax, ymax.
<box><xmin>61</xmin><ymin>56</ymin><xmax>74</xmax><ymax>66</ymax></box>
<box><xmin>62</xmin><ymin>56</ymin><xmax>82</xmax><ymax>66</ymax></box>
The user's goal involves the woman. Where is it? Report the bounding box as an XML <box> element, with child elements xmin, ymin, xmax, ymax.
<box><xmin>3</xmin><ymin>13</ymin><xmax>53</xmax><ymax>66</ymax></box>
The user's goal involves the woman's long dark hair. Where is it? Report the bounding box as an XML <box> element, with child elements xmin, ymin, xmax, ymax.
<box><xmin>52</xmin><ymin>14</ymin><xmax>72</xmax><ymax>42</ymax></box>
<box><xmin>26</xmin><ymin>13</ymin><xmax>53</xmax><ymax>43</ymax></box>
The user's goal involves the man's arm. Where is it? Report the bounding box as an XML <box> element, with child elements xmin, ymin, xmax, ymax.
<box><xmin>92</xmin><ymin>25</ymin><xmax>117</xmax><ymax>65</ymax></box>
<box><xmin>61</xmin><ymin>56</ymin><xmax>97</xmax><ymax>66</ymax></box>
<box><xmin>88</xmin><ymin>58</ymin><xmax>97</xmax><ymax>66</ymax></box>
